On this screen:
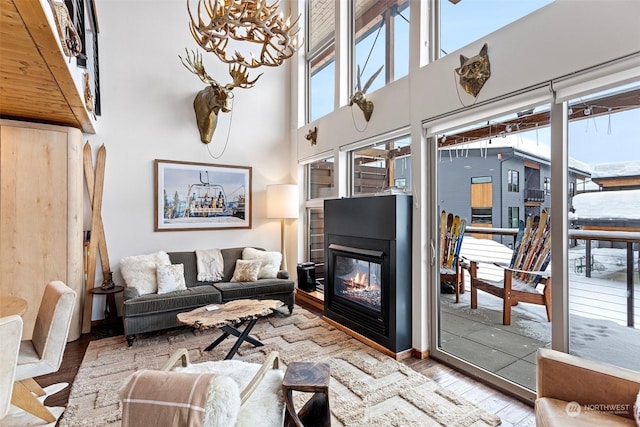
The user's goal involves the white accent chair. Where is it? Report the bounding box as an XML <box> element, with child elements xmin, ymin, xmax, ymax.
<box><xmin>12</xmin><ymin>281</ymin><xmax>76</xmax><ymax>423</ymax></box>
<box><xmin>0</xmin><ymin>315</ymin><xmax>23</xmax><ymax>420</ymax></box>
<box><xmin>120</xmin><ymin>350</ymin><xmax>285</xmax><ymax>427</ymax></box>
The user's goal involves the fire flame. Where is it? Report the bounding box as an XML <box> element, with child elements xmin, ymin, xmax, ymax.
<box><xmin>352</xmin><ymin>272</ymin><xmax>367</xmax><ymax>286</ymax></box>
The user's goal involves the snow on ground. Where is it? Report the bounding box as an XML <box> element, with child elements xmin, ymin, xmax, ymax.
<box><xmin>458</xmin><ymin>236</ymin><xmax>639</xmax><ymax>328</ymax></box>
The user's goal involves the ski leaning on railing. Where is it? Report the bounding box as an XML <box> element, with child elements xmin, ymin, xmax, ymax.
<box><xmin>441</xmin><ymin>212</ymin><xmax>454</xmax><ymax>268</ymax></box>
<box><xmin>518</xmin><ymin>210</ymin><xmax>547</xmax><ymax>278</ymax></box>
<box><xmin>446</xmin><ymin>215</ymin><xmax>461</xmax><ymax>269</ymax></box>
<box><xmin>450</xmin><ymin>218</ymin><xmax>466</xmax><ymax>269</ymax></box>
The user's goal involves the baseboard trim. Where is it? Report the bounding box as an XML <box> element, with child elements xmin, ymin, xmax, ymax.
<box><xmin>323</xmin><ymin>316</ymin><xmax>412</xmax><ymax>360</ymax></box>
<box><xmin>295</xmin><ymin>288</ymin><xmax>324</xmax><ymax>311</ymax></box>
<box><xmin>411</xmin><ymin>348</ymin><xmax>430</xmax><ymax>359</ymax></box>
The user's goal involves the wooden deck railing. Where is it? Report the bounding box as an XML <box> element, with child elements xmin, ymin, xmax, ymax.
<box><xmin>464</xmin><ymin>226</ymin><xmax>640</xmax><ymax>327</ymax></box>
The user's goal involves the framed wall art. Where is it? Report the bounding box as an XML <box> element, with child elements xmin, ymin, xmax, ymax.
<box><xmin>155</xmin><ymin>159</ymin><xmax>252</xmax><ymax>231</ymax></box>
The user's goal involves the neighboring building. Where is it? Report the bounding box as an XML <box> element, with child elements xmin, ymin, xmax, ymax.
<box><xmin>438</xmin><ymin>135</ymin><xmax>591</xmax><ymax>245</ymax></box>
<box><xmin>590</xmin><ymin>161</ymin><xmax>640</xmax><ymax>191</ymax></box>
<box><xmin>571</xmin><ymin>161</ymin><xmax>640</xmax><ymax>239</ymax></box>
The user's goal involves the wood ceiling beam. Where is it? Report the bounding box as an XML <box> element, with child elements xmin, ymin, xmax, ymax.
<box><xmin>439</xmin><ymin>89</ymin><xmax>640</xmax><ymax>148</ymax></box>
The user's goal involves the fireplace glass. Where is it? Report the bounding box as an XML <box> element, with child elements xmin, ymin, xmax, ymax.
<box><xmin>333</xmin><ymin>255</ymin><xmax>382</xmax><ymax>312</ymax></box>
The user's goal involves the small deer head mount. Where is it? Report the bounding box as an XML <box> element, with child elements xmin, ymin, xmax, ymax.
<box><xmin>349</xmin><ymin>65</ymin><xmax>383</xmax><ymax>122</ymax></box>
<box><xmin>305</xmin><ymin>127</ymin><xmax>317</xmax><ymax>145</ymax></box>
<box><xmin>180</xmin><ymin>49</ymin><xmax>262</xmax><ymax>144</ymax></box>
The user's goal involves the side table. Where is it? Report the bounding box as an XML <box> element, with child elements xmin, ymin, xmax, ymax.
<box><xmin>282</xmin><ymin>361</ymin><xmax>331</xmax><ymax>427</ymax></box>
<box><xmin>88</xmin><ymin>285</ymin><xmax>124</xmax><ymax>326</ymax></box>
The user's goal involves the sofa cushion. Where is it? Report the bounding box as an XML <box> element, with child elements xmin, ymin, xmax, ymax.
<box><xmin>168</xmin><ymin>252</ymin><xmax>201</xmax><ymax>288</ymax></box>
<box><xmin>231</xmin><ymin>260</ymin><xmax>262</xmax><ymax>282</ymax></box>
<box><xmin>214</xmin><ymin>279</ymin><xmax>294</xmax><ymax>301</ymax></box>
<box><xmin>536</xmin><ymin>397</ymin><xmax>637</xmax><ymax>427</ymax></box>
<box><xmin>242</xmin><ymin>248</ymin><xmax>282</xmax><ymax>279</ymax></box>
<box><xmin>221</xmin><ymin>248</ymin><xmax>245</xmax><ymax>282</ymax></box>
<box><xmin>121</xmin><ymin>251</ymin><xmax>171</xmax><ymax>295</ymax></box>
<box><xmin>156</xmin><ymin>264</ymin><xmax>187</xmax><ymax>294</ymax></box>
<box><xmin>123</xmin><ymin>285</ymin><xmax>222</xmax><ymax>317</ymax></box>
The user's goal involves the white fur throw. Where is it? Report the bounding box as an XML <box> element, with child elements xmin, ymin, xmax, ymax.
<box><xmin>174</xmin><ymin>359</ymin><xmax>285</xmax><ymax>427</ymax></box>
<box><xmin>120</xmin><ymin>251</ymin><xmax>171</xmax><ymax>295</ymax></box>
<box><xmin>242</xmin><ymin>248</ymin><xmax>282</xmax><ymax>279</ymax></box>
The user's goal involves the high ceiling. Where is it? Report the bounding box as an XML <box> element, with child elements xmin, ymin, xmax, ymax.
<box><xmin>0</xmin><ymin>0</ymin><xmax>94</xmax><ymax>133</ymax></box>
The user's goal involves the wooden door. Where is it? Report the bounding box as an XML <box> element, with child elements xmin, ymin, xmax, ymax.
<box><xmin>471</xmin><ymin>182</ymin><xmax>493</xmax><ymax>239</ymax></box>
<box><xmin>0</xmin><ymin>121</ymin><xmax>82</xmax><ymax>340</ymax></box>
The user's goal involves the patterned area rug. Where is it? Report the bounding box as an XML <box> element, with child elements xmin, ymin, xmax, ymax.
<box><xmin>60</xmin><ymin>305</ymin><xmax>501</xmax><ymax>427</ymax></box>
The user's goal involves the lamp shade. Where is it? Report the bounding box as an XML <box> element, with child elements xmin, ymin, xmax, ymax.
<box><xmin>266</xmin><ymin>184</ymin><xmax>299</xmax><ymax>219</ymax></box>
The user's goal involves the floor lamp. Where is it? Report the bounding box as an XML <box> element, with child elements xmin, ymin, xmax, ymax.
<box><xmin>266</xmin><ymin>184</ymin><xmax>299</xmax><ymax>270</ymax></box>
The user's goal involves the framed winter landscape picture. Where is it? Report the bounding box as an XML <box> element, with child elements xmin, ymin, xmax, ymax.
<box><xmin>155</xmin><ymin>159</ymin><xmax>251</xmax><ymax>231</ymax></box>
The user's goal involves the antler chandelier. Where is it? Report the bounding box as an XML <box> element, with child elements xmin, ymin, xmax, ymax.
<box><xmin>187</xmin><ymin>0</ymin><xmax>302</xmax><ymax>69</ymax></box>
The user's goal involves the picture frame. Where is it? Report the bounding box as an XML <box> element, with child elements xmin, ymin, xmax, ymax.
<box><xmin>154</xmin><ymin>159</ymin><xmax>252</xmax><ymax>231</ymax></box>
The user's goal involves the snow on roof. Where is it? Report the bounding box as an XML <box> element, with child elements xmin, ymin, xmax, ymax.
<box><xmin>591</xmin><ymin>161</ymin><xmax>640</xmax><ymax>178</ymax></box>
<box><xmin>570</xmin><ymin>189</ymin><xmax>640</xmax><ymax>220</ymax></box>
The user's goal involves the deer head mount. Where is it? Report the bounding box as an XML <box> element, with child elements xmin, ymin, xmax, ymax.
<box><xmin>187</xmin><ymin>0</ymin><xmax>302</xmax><ymax>69</ymax></box>
<box><xmin>349</xmin><ymin>65</ymin><xmax>383</xmax><ymax>122</ymax></box>
<box><xmin>180</xmin><ymin>49</ymin><xmax>262</xmax><ymax>144</ymax></box>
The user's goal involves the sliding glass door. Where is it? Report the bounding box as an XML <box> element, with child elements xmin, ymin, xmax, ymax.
<box><xmin>435</xmin><ymin>103</ymin><xmax>552</xmax><ymax>393</ymax></box>
<box><xmin>566</xmin><ymin>81</ymin><xmax>640</xmax><ymax>372</ymax></box>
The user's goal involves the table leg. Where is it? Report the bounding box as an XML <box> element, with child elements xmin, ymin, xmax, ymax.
<box><xmin>204</xmin><ymin>330</ymin><xmax>232</xmax><ymax>352</ymax></box>
<box><xmin>202</xmin><ymin>318</ymin><xmax>264</xmax><ymax>358</ymax></box>
<box><xmin>106</xmin><ymin>294</ymin><xmax>118</xmax><ymax>324</ymax></box>
<box><xmin>224</xmin><ymin>318</ymin><xmax>260</xmax><ymax>360</ymax></box>
<box><xmin>219</xmin><ymin>324</ymin><xmax>263</xmax><ymax>347</ymax></box>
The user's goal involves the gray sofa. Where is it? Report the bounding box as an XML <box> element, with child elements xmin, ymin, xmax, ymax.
<box><xmin>122</xmin><ymin>247</ymin><xmax>295</xmax><ymax>346</ymax></box>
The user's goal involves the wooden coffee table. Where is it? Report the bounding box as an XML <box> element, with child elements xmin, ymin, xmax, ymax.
<box><xmin>177</xmin><ymin>299</ymin><xmax>283</xmax><ymax>359</ymax></box>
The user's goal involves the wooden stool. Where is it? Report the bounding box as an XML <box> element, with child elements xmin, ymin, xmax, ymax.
<box><xmin>282</xmin><ymin>361</ymin><xmax>331</xmax><ymax>427</ymax></box>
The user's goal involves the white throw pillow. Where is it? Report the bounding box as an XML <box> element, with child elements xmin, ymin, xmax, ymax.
<box><xmin>156</xmin><ymin>264</ymin><xmax>187</xmax><ymax>294</ymax></box>
<box><xmin>231</xmin><ymin>259</ymin><xmax>262</xmax><ymax>282</ymax></box>
<box><xmin>120</xmin><ymin>251</ymin><xmax>171</xmax><ymax>295</ymax></box>
<box><xmin>242</xmin><ymin>248</ymin><xmax>282</xmax><ymax>279</ymax></box>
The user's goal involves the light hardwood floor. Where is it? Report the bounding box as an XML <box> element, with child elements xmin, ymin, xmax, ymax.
<box><xmin>36</xmin><ymin>302</ymin><xmax>535</xmax><ymax>426</ymax></box>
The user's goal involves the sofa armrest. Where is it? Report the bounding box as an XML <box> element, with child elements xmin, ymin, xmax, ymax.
<box><xmin>123</xmin><ymin>286</ymin><xmax>140</xmax><ymax>301</ymax></box>
<box><xmin>537</xmin><ymin>348</ymin><xmax>640</xmax><ymax>420</ymax></box>
<box><xmin>277</xmin><ymin>270</ymin><xmax>289</xmax><ymax>279</ymax></box>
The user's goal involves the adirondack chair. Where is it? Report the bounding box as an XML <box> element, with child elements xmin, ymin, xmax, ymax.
<box><xmin>440</xmin><ymin>211</ymin><xmax>467</xmax><ymax>303</ymax></box>
<box><xmin>468</xmin><ymin>211</ymin><xmax>552</xmax><ymax>325</ymax></box>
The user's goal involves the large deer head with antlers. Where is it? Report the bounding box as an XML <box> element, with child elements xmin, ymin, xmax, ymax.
<box><xmin>180</xmin><ymin>49</ymin><xmax>261</xmax><ymax>144</ymax></box>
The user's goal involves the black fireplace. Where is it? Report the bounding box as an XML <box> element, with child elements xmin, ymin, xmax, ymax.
<box><xmin>324</xmin><ymin>194</ymin><xmax>412</xmax><ymax>353</ymax></box>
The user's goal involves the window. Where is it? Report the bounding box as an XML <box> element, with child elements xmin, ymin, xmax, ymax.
<box><xmin>439</xmin><ymin>0</ymin><xmax>553</xmax><ymax>57</ymax></box>
<box><xmin>306</xmin><ymin>207</ymin><xmax>325</xmax><ymax>291</ymax></box>
<box><xmin>508</xmin><ymin>207</ymin><xmax>519</xmax><ymax>228</ymax></box>
<box><xmin>508</xmin><ymin>170</ymin><xmax>519</xmax><ymax>192</ymax></box>
<box><xmin>471</xmin><ymin>207</ymin><xmax>492</xmax><ymax>224</ymax></box>
<box><xmin>353</xmin><ymin>0</ymin><xmax>410</xmax><ymax>95</ymax></box>
<box><xmin>568</xmin><ymin>181</ymin><xmax>575</xmax><ymax>197</ymax></box>
<box><xmin>350</xmin><ymin>136</ymin><xmax>411</xmax><ymax>195</ymax></box>
<box><xmin>471</xmin><ymin>176</ymin><xmax>492</xmax><ymax>184</ymax></box>
<box><xmin>544</xmin><ymin>177</ymin><xmax>551</xmax><ymax>195</ymax></box>
<box><xmin>303</xmin><ymin>156</ymin><xmax>335</xmax><ymax>292</ymax></box>
<box><xmin>308</xmin><ymin>0</ymin><xmax>335</xmax><ymax>122</ymax></box>
<box><xmin>307</xmin><ymin>157</ymin><xmax>336</xmax><ymax>199</ymax></box>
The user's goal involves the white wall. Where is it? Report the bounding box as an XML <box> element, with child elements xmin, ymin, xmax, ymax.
<box><xmin>88</xmin><ymin>0</ymin><xmax>294</xmax><ymax>320</ymax></box>
<box><xmin>292</xmin><ymin>0</ymin><xmax>640</xmax><ymax>352</ymax></box>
